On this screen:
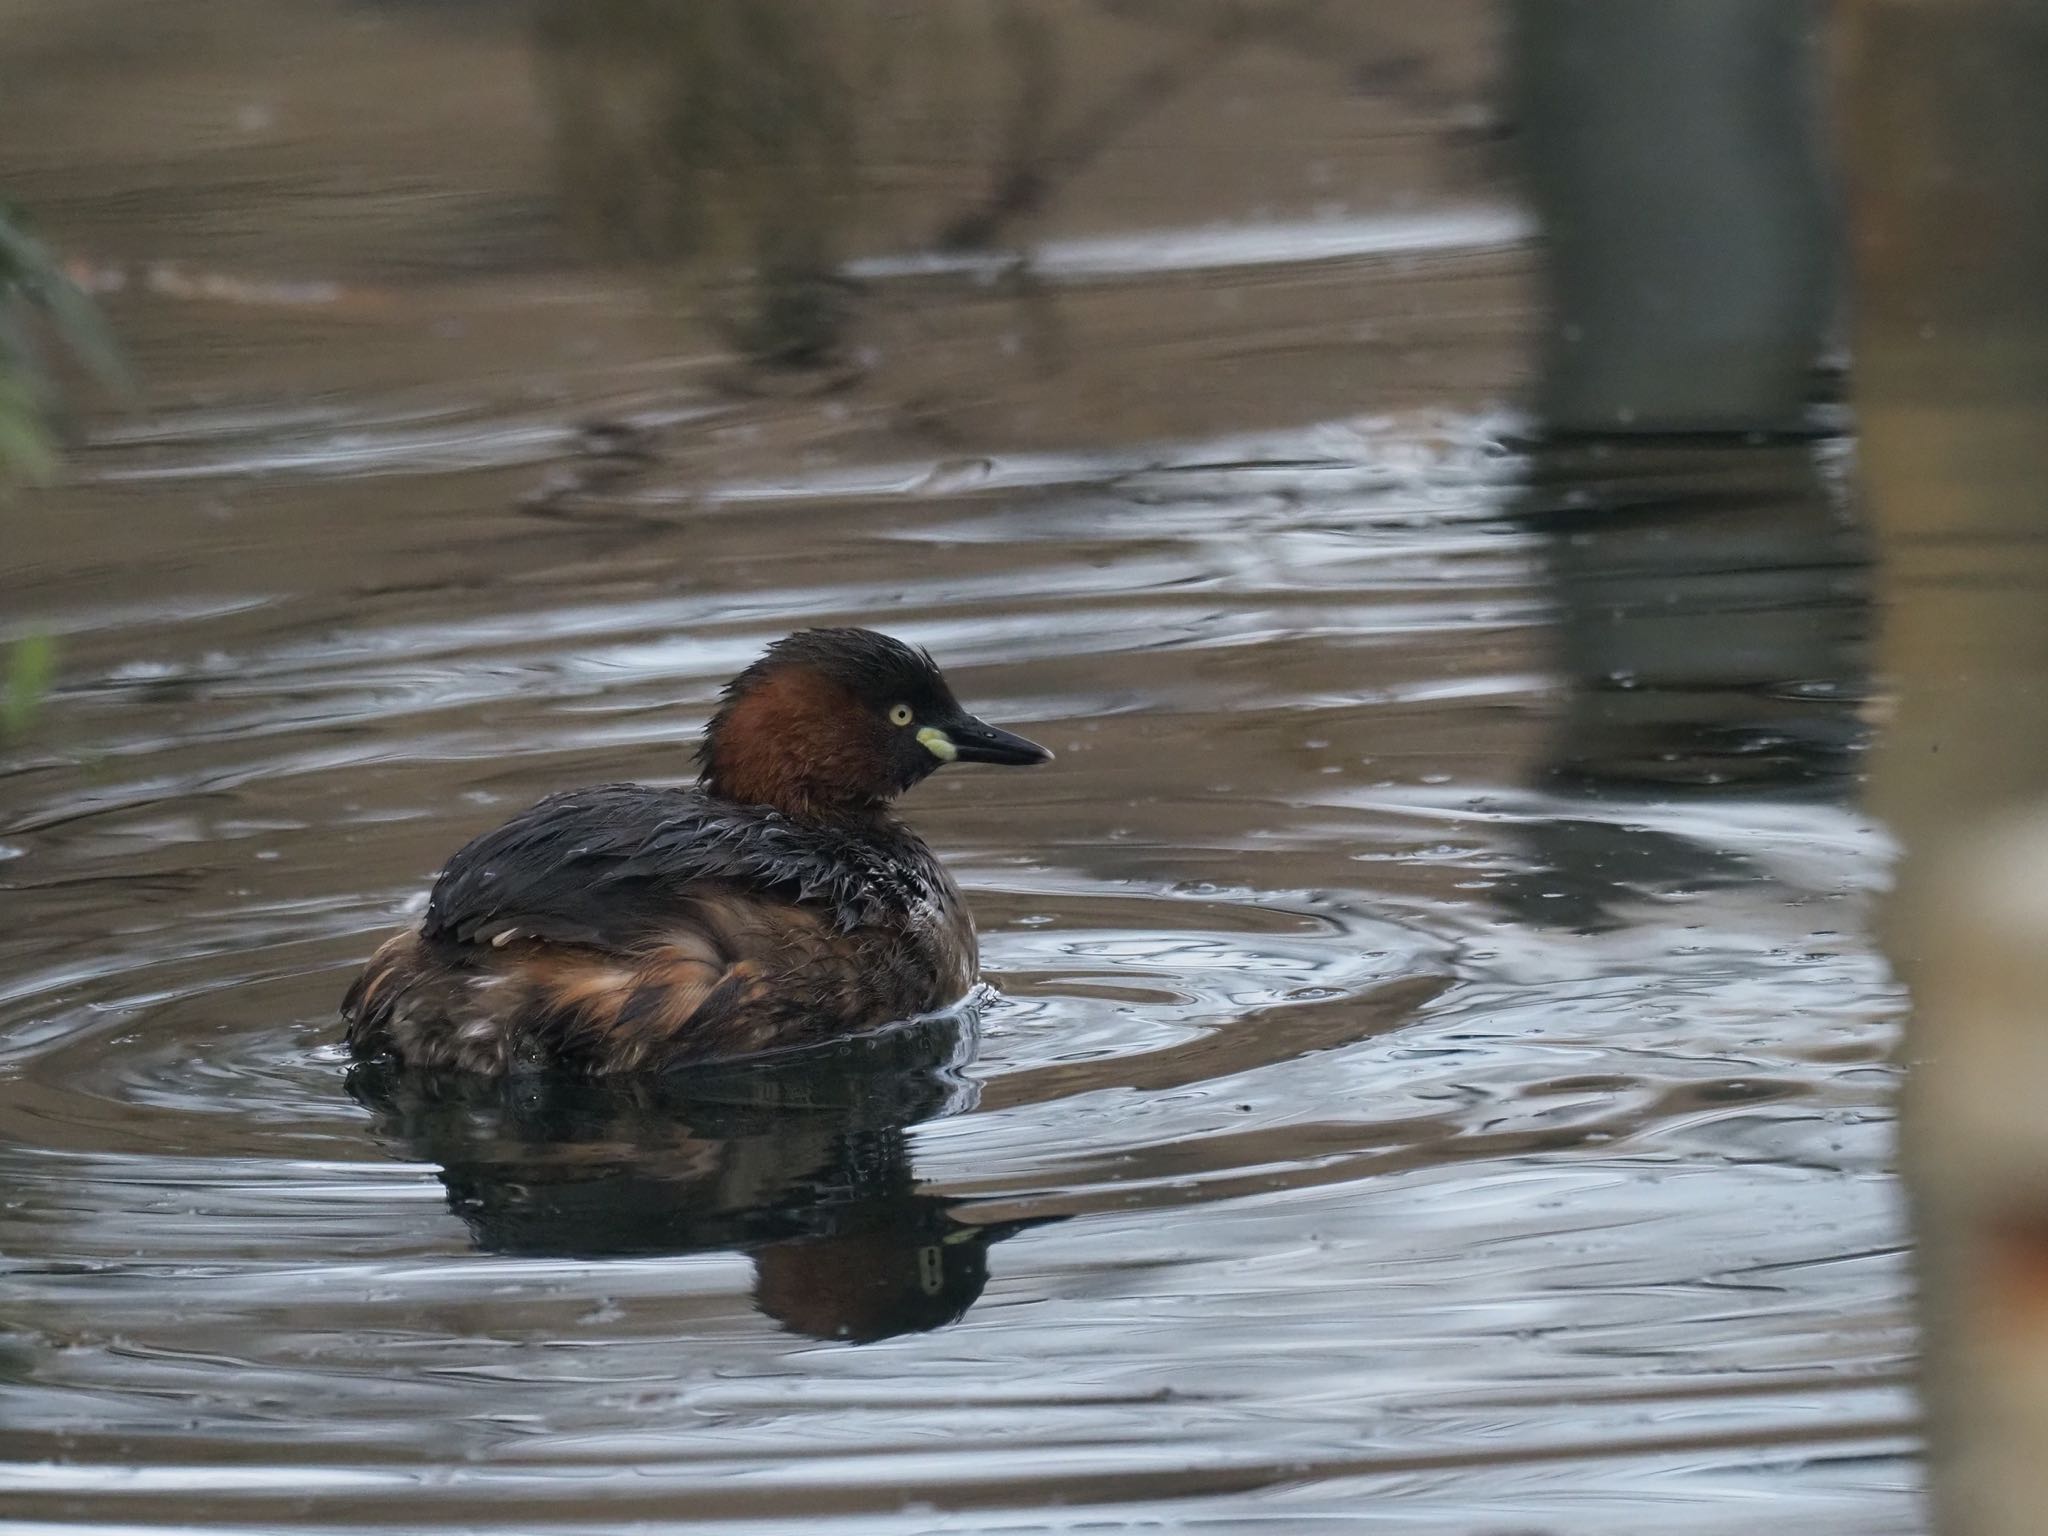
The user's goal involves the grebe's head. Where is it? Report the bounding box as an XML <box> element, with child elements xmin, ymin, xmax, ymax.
<box><xmin>698</xmin><ymin>628</ymin><xmax>1051</xmax><ymax>818</ymax></box>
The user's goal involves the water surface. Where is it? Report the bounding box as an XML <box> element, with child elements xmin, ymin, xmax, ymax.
<box><xmin>0</xmin><ymin>7</ymin><xmax>1913</xmax><ymax>1531</ymax></box>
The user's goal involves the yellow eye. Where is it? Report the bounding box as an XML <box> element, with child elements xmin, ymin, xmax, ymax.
<box><xmin>888</xmin><ymin>703</ymin><xmax>914</xmax><ymax>727</ymax></box>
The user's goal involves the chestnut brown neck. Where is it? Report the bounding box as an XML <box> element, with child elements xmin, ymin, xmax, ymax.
<box><xmin>698</xmin><ymin>667</ymin><xmax>889</xmax><ymax>822</ymax></box>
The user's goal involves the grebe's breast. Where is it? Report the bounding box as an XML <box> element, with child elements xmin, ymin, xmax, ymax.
<box><xmin>885</xmin><ymin>834</ymin><xmax>978</xmax><ymax>1004</ymax></box>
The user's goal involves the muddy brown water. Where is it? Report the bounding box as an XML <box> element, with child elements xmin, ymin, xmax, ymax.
<box><xmin>1</xmin><ymin>6</ymin><xmax>1914</xmax><ymax>1532</ymax></box>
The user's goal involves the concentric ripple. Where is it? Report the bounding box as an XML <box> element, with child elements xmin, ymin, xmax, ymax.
<box><xmin>3</xmin><ymin>382</ymin><xmax>1911</xmax><ymax>1532</ymax></box>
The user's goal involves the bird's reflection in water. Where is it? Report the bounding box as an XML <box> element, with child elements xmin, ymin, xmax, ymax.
<box><xmin>348</xmin><ymin>1012</ymin><xmax>1050</xmax><ymax>1343</ymax></box>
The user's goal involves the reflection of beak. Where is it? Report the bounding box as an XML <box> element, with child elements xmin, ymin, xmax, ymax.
<box><xmin>923</xmin><ymin>714</ymin><xmax>1054</xmax><ymax>767</ymax></box>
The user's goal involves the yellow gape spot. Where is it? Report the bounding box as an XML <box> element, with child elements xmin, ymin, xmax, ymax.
<box><xmin>916</xmin><ymin>727</ymin><xmax>957</xmax><ymax>762</ymax></box>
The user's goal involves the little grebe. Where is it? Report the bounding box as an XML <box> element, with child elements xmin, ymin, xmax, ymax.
<box><xmin>342</xmin><ymin>628</ymin><xmax>1051</xmax><ymax>1073</ymax></box>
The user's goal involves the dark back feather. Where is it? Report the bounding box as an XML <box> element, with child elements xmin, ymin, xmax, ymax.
<box><xmin>420</xmin><ymin>782</ymin><xmax>954</xmax><ymax>948</ymax></box>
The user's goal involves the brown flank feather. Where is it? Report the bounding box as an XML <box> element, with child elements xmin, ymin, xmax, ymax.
<box><xmin>344</xmin><ymin>891</ymin><xmax>970</xmax><ymax>1075</ymax></box>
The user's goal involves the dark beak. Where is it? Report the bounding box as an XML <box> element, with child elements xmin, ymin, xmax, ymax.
<box><xmin>944</xmin><ymin>715</ymin><xmax>1054</xmax><ymax>767</ymax></box>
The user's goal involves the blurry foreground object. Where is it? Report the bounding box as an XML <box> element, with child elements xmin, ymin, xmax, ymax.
<box><xmin>0</xmin><ymin>199</ymin><xmax>127</xmax><ymax>484</ymax></box>
<box><xmin>1909</xmin><ymin>823</ymin><xmax>2048</xmax><ymax>1536</ymax></box>
<box><xmin>1842</xmin><ymin>2</ymin><xmax>2048</xmax><ymax>1530</ymax></box>
<box><xmin>1509</xmin><ymin>0</ymin><xmax>1837</xmax><ymax>432</ymax></box>
<box><xmin>0</xmin><ymin>199</ymin><xmax>127</xmax><ymax>740</ymax></box>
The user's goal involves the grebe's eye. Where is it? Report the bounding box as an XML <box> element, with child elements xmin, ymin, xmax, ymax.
<box><xmin>888</xmin><ymin>703</ymin><xmax>914</xmax><ymax>727</ymax></box>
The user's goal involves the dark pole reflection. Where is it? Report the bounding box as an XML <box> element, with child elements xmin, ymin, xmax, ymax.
<box><xmin>348</xmin><ymin>1015</ymin><xmax>1053</xmax><ymax>1344</ymax></box>
<box><xmin>1525</xmin><ymin>436</ymin><xmax>1867</xmax><ymax>795</ymax></box>
<box><xmin>1507</xmin><ymin>0</ymin><xmax>1838</xmax><ymax>435</ymax></box>
<box><xmin>1498</xmin><ymin>437</ymin><xmax>1871</xmax><ymax>933</ymax></box>
<box><xmin>1499</xmin><ymin>2</ymin><xmax>1866</xmax><ymax>934</ymax></box>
